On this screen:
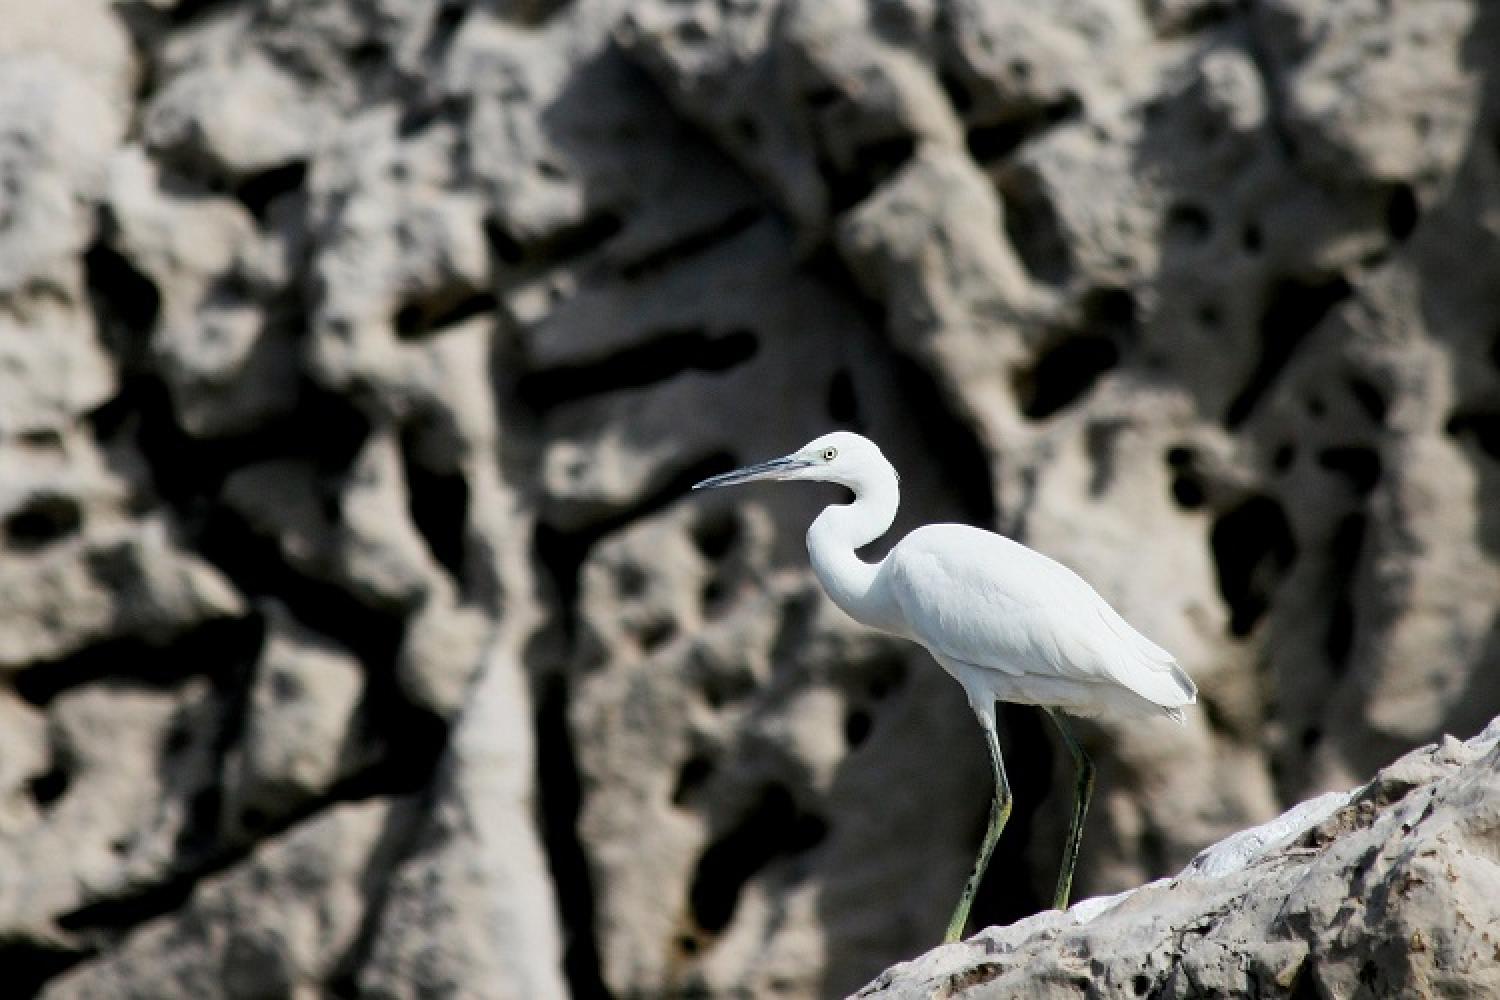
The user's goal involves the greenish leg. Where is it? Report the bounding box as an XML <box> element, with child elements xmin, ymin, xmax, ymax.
<box><xmin>1045</xmin><ymin>707</ymin><xmax>1095</xmax><ymax>911</ymax></box>
<box><xmin>944</xmin><ymin>709</ymin><xmax>1012</xmax><ymax>943</ymax></box>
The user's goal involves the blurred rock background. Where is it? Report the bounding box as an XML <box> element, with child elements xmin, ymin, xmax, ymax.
<box><xmin>0</xmin><ymin>0</ymin><xmax>1497</xmax><ymax>996</ymax></box>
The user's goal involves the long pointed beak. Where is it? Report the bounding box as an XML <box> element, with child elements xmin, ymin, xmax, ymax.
<box><xmin>692</xmin><ymin>455</ymin><xmax>811</xmax><ymax>490</ymax></box>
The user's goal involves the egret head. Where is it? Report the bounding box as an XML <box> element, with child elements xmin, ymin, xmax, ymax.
<box><xmin>692</xmin><ymin>431</ymin><xmax>891</xmax><ymax>491</ymax></box>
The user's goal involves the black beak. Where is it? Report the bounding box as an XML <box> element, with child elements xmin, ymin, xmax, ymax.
<box><xmin>692</xmin><ymin>456</ymin><xmax>811</xmax><ymax>490</ymax></box>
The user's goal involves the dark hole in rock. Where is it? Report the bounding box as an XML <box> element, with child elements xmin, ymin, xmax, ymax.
<box><xmin>85</xmin><ymin>239</ymin><xmax>161</xmax><ymax>359</ymax></box>
<box><xmin>1384</xmin><ymin>182</ymin><xmax>1419</xmax><ymax>242</ymax></box>
<box><xmin>688</xmin><ymin>785</ymin><xmax>828</xmax><ymax>934</ymax></box>
<box><xmin>1210</xmin><ymin>494</ymin><xmax>1297</xmax><ymax>636</ymax></box>
<box><xmin>534</xmin><ymin>676</ymin><xmax>607</xmax><ymax>997</ymax></box>
<box><xmin>843</xmin><ymin>708</ymin><xmax>873</xmax><ymax>748</ymax></box>
<box><xmin>28</xmin><ymin>762</ymin><xmax>70</xmax><ymax>808</ymax></box>
<box><xmin>398</xmin><ymin>425</ymin><xmax>470</xmax><ymax>582</ymax></box>
<box><xmin>1347</xmin><ymin>376</ymin><xmax>1389</xmax><ymax>424</ymax></box>
<box><xmin>1301</xmin><ymin>725</ymin><xmax>1323</xmax><ymax>750</ymax></box>
<box><xmin>484</xmin><ymin>216</ymin><xmax>526</xmax><ymax>266</ymax></box>
<box><xmin>0</xmin><ymin>940</ymin><xmax>87</xmax><ymax>999</ymax></box>
<box><xmin>1273</xmin><ymin>443</ymin><xmax>1297</xmax><ymax>472</ymax></box>
<box><xmin>639</xmin><ymin>617</ymin><xmax>677</xmax><ymax>652</ymax></box>
<box><xmin>1172</xmin><ymin>475</ymin><xmax>1206</xmax><ymax>509</ymax></box>
<box><xmin>233</xmin><ymin>161</ymin><xmax>307</xmax><ymax>222</ymax></box>
<box><xmin>826</xmin><ymin>369</ymin><xmax>861</xmax><ymax>425</ymax></box>
<box><xmin>1242</xmin><ymin>222</ymin><xmax>1263</xmax><ymax>253</ymax></box>
<box><xmin>1164</xmin><ymin>202</ymin><xmax>1212</xmax><ymax>243</ymax></box>
<box><xmin>1225</xmin><ymin>274</ymin><xmax>1352</xmax><ymax>428</ymax></box>
<box><xmin>1446</xmin><ymin>411</ymin><xmax>1500</xmax><ymax>461</ymax></box>
<box><xmin>998</xmin><ymin>167</ymin><xmax>1072</xmax><ymax>285</ymax></box>
<box><xmin>672</xmin><ymin>754</ymin><xmax>715</xmax><ymax>806</ymax></box>
<box><xmin>966</xmin><ymin>96</ymin><xmax>1081</xmax><ymax>163</ymax></box>
<box><xmin>615</xmin><ymin>562</ymin><xmax>648</xmax><ymax>599</ymax></box>
<box><xmin>1317</xmin><ymin>446</ymin><xmax>1382</xmax><ymax>495</ymax></box>
<box><xmin>691</xmin><ymin>509</ymin><xmax>740</xmax><ymax>562</ymax></box>
<box><xmin>824</xmin><ymin>136</ymin><xmax>916</xmax><ymax>215</ymax></box>
<box><xmin>1325</xmin><ymin>513</ymin><xmax>1367</xmax><ymax>670</ymax></box>
<box><xmin>4</xmin><ymin>494</ymin><xmax>82</xmax><ymax>552</ymax></box>
<box><xmin>938</xmin><ymin>70</ymin><xmax>973</xmax><ymax>114</ymax></box>
<box><xmin>1133</xmin><ymin>973</ymin><xmax>1152</xmax><ymax>996</ymax></box>
<box><xmin>516</xmin><ymin>328</ymin><xmax>758</xmax><ymax>414</ymax></box>
<box><xmin>617</xmin><ymin>206</ymin><xmax>761</xmax><ymax>282</ymax></box>
<box><xmin>1016</xmin><ymin>335</ymin><xmax>1121</xmax><ymax>419</ymax></box>
<box><xmin>394</xmin><ymin>290</ymin><xmax>498</xmax><ymax>340</ymax></box>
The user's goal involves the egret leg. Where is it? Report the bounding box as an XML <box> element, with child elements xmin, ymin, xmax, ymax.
<box><xmin>943</xmin><ymin>709</ymin><xmax>1011</xmax><ymax>943</ymax></box>
<box><xmin>1044</xmin><ymin>708</ymin><xmax>1095</xmax><ymax>911</ymax></box>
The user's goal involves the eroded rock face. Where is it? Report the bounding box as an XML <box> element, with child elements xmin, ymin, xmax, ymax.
<box><xmin>1</xmin><ymin>0</ymin><xmax>1498</xmax><ymax>996</ymax></box>
<box><xmin>858</xmin><ymin>719</ymin><xmax>1500</xmax><ymax>999</ymax></box>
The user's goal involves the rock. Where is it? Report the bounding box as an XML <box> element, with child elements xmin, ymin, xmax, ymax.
<box><xmin>358</xmin><ymin>638</ymin><xmax>567</xmax><ymax>1000</ymax></box>
<box><xmin>2</xmin><ymin>0</ymin><xmax>1500</xmax><ymax>995</ymax></box>
<box><xmin>0</xmin><ymin>518</ymin><xmax>245</xmax><ymax>671</ymax></box>
<box><xmin>41</xmin><ymin>797</ymin><xmax>418</xmax><ymax>1000</ymax></box>
<box><xmin>858</xmin><ymin>718</ymin><xmax>1500</xmax><ymax>998</ymax></box>
<box><xmin>0</xmin><ymin>679</ymin><xmax>222</xmax><ymax>943</ymax></box>
<box><xmin>220</xmin><ymin>603</ymin><xmax>367</xmax><ymax>840</ymax></box>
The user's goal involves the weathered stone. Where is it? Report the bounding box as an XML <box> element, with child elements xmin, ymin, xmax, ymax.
<box><xmin>359</xmin><ymin>640</ymin><xmax>567</xmax><ymax>1000</ymax></box>
<box><xmin>0</xmin><ymin>519</ymin><xmax>245</xmax><ymax>671</ymax></box>
<box><xmin>41</xmin><ymin>797</ymin><xmax>417</xmax><ymax>1000</ymax></box>
<box><xmin>220</xmin><ymin>603</ymin><xmax>366</xmax><ymax>840</ymax></box>
<box><xmin>0</xmin><ymin>680</ymin><xmax>221</xmax><ymax>942</ymax></box>
<box><xmin>858</xmin><ymin>719</ymin><xmax>1500</xmax><ymax>999</ymax></box>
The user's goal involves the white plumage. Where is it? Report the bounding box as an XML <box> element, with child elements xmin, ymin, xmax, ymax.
<box><xmin>694</xmin><ymin>430</ymin><xmax>1195</xmax><ymax>942</ymax></box>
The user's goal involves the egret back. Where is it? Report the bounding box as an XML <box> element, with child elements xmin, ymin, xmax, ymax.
<box><xmin>880</xmin><ymin>523</ymin><xmax>1196</xmax><ymax>718</ymax></box>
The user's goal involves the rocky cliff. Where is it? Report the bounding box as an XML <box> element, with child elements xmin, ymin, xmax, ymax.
<box><xmin>1</xmin><ymin>0</ymin><xmax>1498</xmax><ymax>997</ymax></box>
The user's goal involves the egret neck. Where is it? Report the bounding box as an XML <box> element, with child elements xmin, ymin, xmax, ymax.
<box><xmin>806</xmin><ymin>456</ymin><xmax>901</xmax><ymax>632</ymax></box>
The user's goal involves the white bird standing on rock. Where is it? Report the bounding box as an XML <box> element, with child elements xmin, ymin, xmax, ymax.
<box><xmin>693</xmin><ymin>431</ymin><xmax>1195</xmax><ymax>942</ymax></box>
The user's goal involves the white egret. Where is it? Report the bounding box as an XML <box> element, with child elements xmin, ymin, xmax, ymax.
<box><xmin>692</xmin><ymin>431</ymin><xmax>1195</xmax><ymax>942</ymax></box>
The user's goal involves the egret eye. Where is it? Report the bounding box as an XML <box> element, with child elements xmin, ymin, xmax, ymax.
<box><xmin>823</xmin><ymin>447</ymin><xmax>838</xmax><ymax>461</ymax></box>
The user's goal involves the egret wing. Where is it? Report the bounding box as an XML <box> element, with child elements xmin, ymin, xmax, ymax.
<box><xmin>884</xmin><ymin>525</ymin><xmax>1193</xmax><ymax>708</ymax></box>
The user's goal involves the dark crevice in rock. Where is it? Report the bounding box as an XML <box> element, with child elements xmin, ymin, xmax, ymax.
<box><xmin>1447</xmin><ymin>410</ymin><xmax>1500</xmax><ymax>461</ymax></box>
<box><xmin>1324</xmin><ymin>512</ymin><xmax>1367</xmax><ymax>672</ymax></box>
<box><xmin>534</xmin><ymin>674</ymin><xmax>611</xmax><ymax>999</ymax></box>
<box><xmin>0</xmin><ymin>938</ymin><xmax>89</xmax><ymax>999</ymax></box>
<box><xmin>233</xmin><ymin>161</ymin><xmax>309</xmax><ymax>223</ymax></box>
<box><xmin>1210</xmin><ymin>494</ymin><xmax>1297</xmax><ymax>637</ymax></box>
<box><xmin>88</xmin><ymin>375</ymin><xmax>371</xmax><ymax>523</ymax></box>
<box><xmin>85</xmin><ymin>237</ymin><xmax>161</xmax><ymax>363</ymax></box>
<box><xmin>1316</xmin><ymin>446</ymin><xmax>1382</xmax><ymax>496</ymax></box>
<box><xmin>687</xmin><ymin>784</ymin><xmax>827</xmax><ymax>936</ymax></box>
<box><xmin>393</xmin><ymin>289</ymin><xmax>499</xmax><ymax>340</ymax></box>
<box><xmin>820</xmin><ymin>136</ymin><xmax>916</xmax><ymax>216</ymax></box>
<box><xmin>515</xmin><ymin>328</ymin><xmax>758</xmax><ymax>415</ymax></box>
<box><xmin>1383</xmin><ymin>182</ymin><xmax>1420</xmax><ymax>242</ymax></box>
<box><xmin>1016</xmin><ymin>288</ymin><xmax>1136</xmax><ymax>420</ymax></box>
<box><xmin>1347</xmin><ymin>375</ymin><xmax>1389</xmax><ymax>425</ymax></box>
<box><xmin>12</xmin><ymin>615</ymin><xmax>264</xmax><ymax>708</ymax></box>
<box><xmin>887</xmin><ymin>352</ymin><xmax>997</xmax><ymax>526</ymax></box>
<box><xmin>398</xmin><ymin>425</ymin><xmax>471</xmax><ymax>584</ymax></box>
<box><xmin>617</xmin><ymin>206</ymin><xmax>763</xmax><ymax>281</ymax></box>
<box><xmin>484</xmin><ymin>210</ymin><xmax>624</xmax><ymax>271</ymax></box>
<box><xmin>1224</xmin><ymin>274</ymin><xmax>1353</xmax><ymax>428</ymax></box>
<box><xmin>997</xmin><ymin>166</ymin><xmax>1072</xmax><ymax>286</ymax></box>
<box><xmin>965</xmin><ymin>96</ymin><xmax>1081</xmax><ymax>164</ymax></box>
<box><xmin>825</xmin><ymin>368</ymin><xmax>863</xmax><ymax>426</ymax></box>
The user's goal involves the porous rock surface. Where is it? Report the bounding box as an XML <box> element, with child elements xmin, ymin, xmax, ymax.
<box><xmin>859</xmin><ymin>718</ymin><xmax>1500</xmax><ymax>998</ymax></box>
<box><xmin>0</xmin><ymin>0</ymin><xmax>1497</xmax><ymax>996</ymax></box>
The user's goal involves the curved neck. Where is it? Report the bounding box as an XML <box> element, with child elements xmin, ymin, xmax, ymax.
<box><xmin>806</xmin><ymin>461</ymin><xmax>900</xmax><ymax>629</ymax></box>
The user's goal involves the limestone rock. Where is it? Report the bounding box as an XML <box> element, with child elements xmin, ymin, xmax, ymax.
<box><xmin>858</xmin><ymin>719</ymin><xmax>1500</xmax><ymax>998</ymax></box>
<box><xmin>220</xmin><ymin>603</ymin><xmax>367</xmax><ymax>840</ymax></box>
<box><xmin>358</xmin><ymin>640</ymin><xmax>567</xmax><ymax>1000</ymax></box>
<box><xmin>41</xmin><ymin>797</ymin><xmax>418</xmax><ymax>1000</ymax></box>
